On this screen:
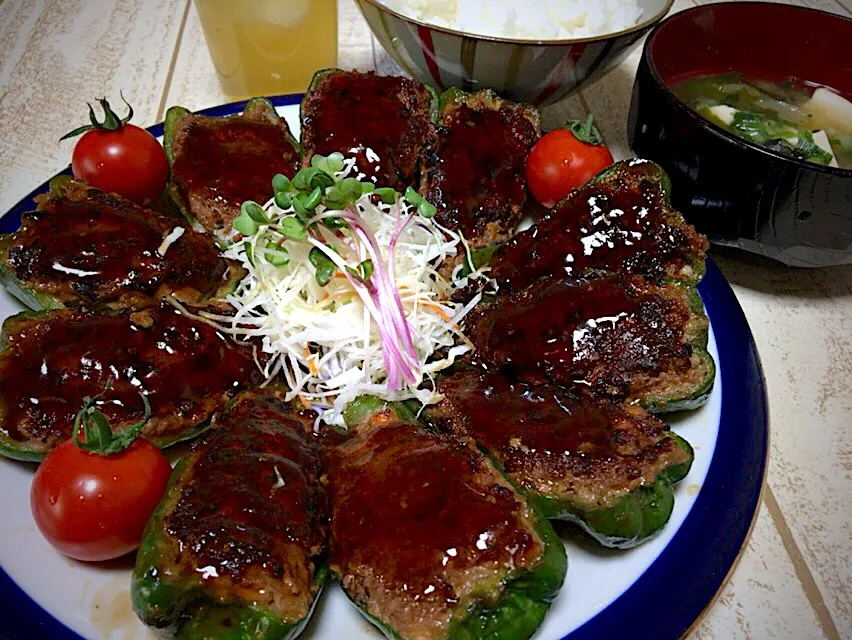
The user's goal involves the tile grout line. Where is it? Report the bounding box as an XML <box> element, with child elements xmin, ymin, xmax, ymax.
<box><xmin>763</xmin><ymin>486</ymin><xmax>841</xmax><ymax>640</ymax></box>
<box><xmin>154</xmin><ymin>0</ymin><xmax>192</xmax><ymax>124</ymax></box>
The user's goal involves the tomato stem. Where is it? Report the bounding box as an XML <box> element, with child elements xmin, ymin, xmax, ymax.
<box><xmin>60</xmin><ymin>92</ymin><xmax>134</xmax><ymax>141</ymax></box>
<box><xmin>73</xmin><ymin>378</ymin><xmax>153</xmax><ymax>455</ymax></box>
<box><xmin>565</xmin><ymin>114</ymin><xmax>605</xmax><ymax>146</ymax></box>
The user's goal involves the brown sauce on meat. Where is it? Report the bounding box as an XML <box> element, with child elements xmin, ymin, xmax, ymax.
<box><xmin>173</xmin><ymin>118</ymin><xmax>299</xmax><ymax>213</ymax></box>
<box><xmin>326</xmin><ymin>420</ymin><xmax>539</xmax><ymax>623</ymax></box>
<box><xmin>434</xmin><ymin>372</ymin><xmax>675</xmax><ymax>489</ymax></box>
<box><xmin>437</xmin><ymin>373</ymin><xmax>621</xmax><ymax>469</ymax></box>
<box><xmin>469</xmin><ymin>276</ymin><xmax>691</xmax><ymax>394</ymax></box>
<box><xmin>6</xmin><ymin>189</ymin><xmax>226</xmax><ymax>303</ymax></box>
<box><xmin>426</xmin><ymin>103</ymin><xmax>536</xmax><ymax>238</ymax></box>
<box><xmin>433</xmin><ymin>372</ymin><xmax>690</xmax><ymax>507</ymax></box>
<box><xmin>166</xmin><ymin>395</ymin><xmax>327</xmax><ymax>585</ymax></box>
<box><xmin>302</xmin><ymin>73</ymin><xmax>432</xmax><ymax>189</ymax></box>
<box><xmin>0</xmin><ymin>305</ymin><xmax>261</xmax><ymax>446</ymax></box>
<box><xmin>491</xmin><ymin>165</ymin><xmax>702</xmax><ymax>291</ymax></box>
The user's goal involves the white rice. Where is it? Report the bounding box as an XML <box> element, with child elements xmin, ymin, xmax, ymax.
<box><xmin>383</xmin><ymin>0</ymin><xmax>643</xmax><ymax>40</ymax></box>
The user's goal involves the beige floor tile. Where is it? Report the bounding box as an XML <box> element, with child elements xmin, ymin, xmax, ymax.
<box><xmin>690</xmin><ymin>500</ymin><xmax>828</xmax><ymax>639</ymax></box>
<box><xmin>0</xmin><ymin>0</ymin><xmax>187</xmax><ymax>212</ymax></box>
<box><xmin>713</xmin><ymin>249</ymin><xmax>852</xmax><ymax>637</ymax></box>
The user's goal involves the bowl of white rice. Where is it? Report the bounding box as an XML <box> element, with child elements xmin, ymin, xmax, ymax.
<box><xmin>356</xmin><ymin>0</ymin><xmax>673</xmax><ymax>105</ymax></box>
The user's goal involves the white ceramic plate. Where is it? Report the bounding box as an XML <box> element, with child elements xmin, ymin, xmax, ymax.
<box><xmin>0</xmin><ymin>96</ymin><xmax>766</xmax><ymax>640</ymax></box>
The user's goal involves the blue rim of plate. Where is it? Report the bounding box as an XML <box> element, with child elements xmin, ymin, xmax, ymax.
<box><xmin>0</xmin><ymin>93</ymin><xmax>767</xmax><ymax>640</ymax></box>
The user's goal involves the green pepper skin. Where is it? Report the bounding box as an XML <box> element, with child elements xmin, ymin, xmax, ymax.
<box><xmin>640</xmin><ymin>284</ymin><xmax>715</xmax><ymax>414</ymax></box>
<box><xmin>0</xmin><ymin>180</ymin><xmax>68</xmax><ymax>309</ymax></box>
<box><xmin>0</xmin><ymin>175</ymin><xmax>244</xmax><ymax>312</ymax></box>
<box><xmin>338</xmin><ymin>396</ymin><xmax>567</xmax><ymax>640</ymax></box>
<box><xmin>349</xmin><ymin>513</ymin><xmax>566</xmax><ymax>640</ymax></box>
<box><xmin>527</xmin><ymin>434</ymin><xmax>694</xmax><ymax>549</ymax></box>
<box><xmin>133</xmin><ymin>455</ymin><xmax>326</xmax><ymax>640</ymax></box>
<box><xmin>0</xmin><ymin>235</ymin><xmax>64</xmax><ymax>311</ymax></box>
<box><xmin>446</xmin><ymin>511</ymin><xmax>566</xmax><ymax>640</ymax></box>
<box><xmin>162</xmin><ymin>105</ymin><xmax>196</xmax><ymax>229</ymax></box>
<box><xmin>424</xmin><ymin>372</ymin><xmax>696</xmax><ymax>550</ymax></box>
<box><xmin>133</xmin><ymin>443</ymin><xmax>327</xmax><ymax>639</ymax></box>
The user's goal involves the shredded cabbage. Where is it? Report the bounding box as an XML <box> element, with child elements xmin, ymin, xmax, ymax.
<box><xmin>196</xmin><ymin>159</ymin><xmax>487</xmax><ymax>428</ymax></box>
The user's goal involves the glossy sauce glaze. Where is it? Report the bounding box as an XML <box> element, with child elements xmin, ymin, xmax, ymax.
<box><xmin>0</xmin><ymin>305</ymin><xmax>261</xmax><ymax>452</ymax></box>
<box><xmin>433</xmin><ymin>371</ymin><xmax>687</xmax><ymax>503</ymax></box>
<box><xmin>6</xmin><ymin>186</ymin><xmax>227</xmax><ymax>306</ymax></box>
<box><xmin>490</xmin><ymin>161</ymin><xmax>708</xmax><ymax>291</ymax></box>
<box><xmin>424</xmin><ymin>101</ymin><xmax>537</xmax><ymax>241</ymax></box>
<box><xmin>468</xmin><ymin>276</ymin><xmax>692</xmax><ymax>396</ymax></box>
<box><xmin>301</xmin><ymin>72</ymin><xmax>435</xmax><ymax>189</ymax></box>
<box><xmin>164</xmin><ymin>392</ymin><xmax>327</xmax><ymax>618</ymax></box>
<box><xmin>325</xmin><ymin>414</ymin><xmax>542</xmax><ymax>637</ymax></box>
<box><xmin>172</xmin><ymin>113</ymin><xmax>299</xmax><ymax>231</ymax></box>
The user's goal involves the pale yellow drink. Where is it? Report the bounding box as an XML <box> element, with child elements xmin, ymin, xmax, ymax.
<box><xmin>195</xmin><ymin>0</ymin><xmax>337</xmax><ymax>98</ymax></box>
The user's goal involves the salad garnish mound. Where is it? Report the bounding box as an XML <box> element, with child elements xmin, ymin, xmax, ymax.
<box><xmin>179</xmin><ymin>153</ymin><xmax>490</xmax><ymax>428</ymax></box>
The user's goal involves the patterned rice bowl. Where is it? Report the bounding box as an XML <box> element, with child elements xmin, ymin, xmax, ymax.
<box><xmin>356</xmin><ymin>0</ymin><xmax>674</xmax><ymax>106</ymax></box>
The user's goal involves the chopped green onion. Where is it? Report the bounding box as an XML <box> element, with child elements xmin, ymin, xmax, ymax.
<box><xmin>795</xmin><ymin>131</ymin><xmax>833</xmax><ymax>165</ymax></box>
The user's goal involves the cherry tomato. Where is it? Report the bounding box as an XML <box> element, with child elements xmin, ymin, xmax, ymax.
<box><xmin>71</xmin><ymin>124</ymin><xmax>169</xmax><ymax>205</ymax></box>
<box><xmin>30</xmin><ymin>438</ymin><xmax>171</xmax><ymax>562</ymax></box>
<box><xmin>526</xmin><ymin>120</ymin><xmax>614</xmax><ymax>208</ymax></box>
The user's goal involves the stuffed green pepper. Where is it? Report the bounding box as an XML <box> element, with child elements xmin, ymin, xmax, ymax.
<box><xmin>132</xmin><ymin>389</ymin><xmax>329</xmax><ymax>639</ymax></box>
<box><xmin>428</xmin><ymin>372</ymin><xmax>694</xmax><ymax>548</ymax></box>
<box><xmin>324</xmin><ymin>397</ymin><xmax>566</xmax><ymax>640</ymax></box>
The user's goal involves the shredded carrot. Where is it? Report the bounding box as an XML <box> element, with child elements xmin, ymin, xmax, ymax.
<box><xmin>422</xmin><ymin>300</ymin><xmax>456</xmax><ymax>326</ymax></box>
<box><xmin>305</xmin><ymin>345</ymin><xmax>319</xmax><ymax>375</ymax></box>
<box><xmin>298</xmin><ymin>394</ymin><xmax>312</xmax><ymax>410</ymax></box>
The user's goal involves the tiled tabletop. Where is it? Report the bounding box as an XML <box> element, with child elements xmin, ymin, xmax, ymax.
<box><xmin>0</xmin><ymin>0</ymin><xmax>850</xmax><ymax>638</ymax></box>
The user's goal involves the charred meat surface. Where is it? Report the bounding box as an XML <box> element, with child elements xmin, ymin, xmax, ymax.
<box><xmin>429</xmin><ymin>372</ymin><xmax>694</xmax><ymax>547</ymax></box>
<box><xmin>466</xmin><ymin>275</ymin><xmax>713</xmax><ymax>409</ymax></box>
<box><xmin>489</xmin><ymin>160</ymin><xmax>709</xmax><ymax>292</ymax></box>
<box><xmin>168</xmin><ymin>99</ymin><xmax>300</xmax><ymax>236</ymax></box>
<box><xmin>133</xmin><ymin>390</ymin><xmax>328</xmax><ymax>638</ymax></box>
<box><xmin>0</xmin><ymin>304</ymin><xmax>261</xmax><ymax>459</ymax></box>
<box><xmin>300</xmin><ymin>70</ymin><xmax>437</xmax><ymax>190</ymax></box>
<box><xmin>421</xmin><ymin>89</ymin><xmax>539</xmax><ymax>248</ymax></box>
<box><xmin>0</xmin><ymin>178</ymin><xmax>237</xmax><ymax>311</ymax></box>
<box><xmin>325</xmin><ymin>404</ymin><xmax>556</xmax><ymax>640</ymax></box>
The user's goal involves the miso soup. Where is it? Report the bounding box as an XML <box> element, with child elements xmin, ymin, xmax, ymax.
<box><xmin>672</xmin><ymin>72</ymin><xmax>852</xmax><ymax>170</ymax></box>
